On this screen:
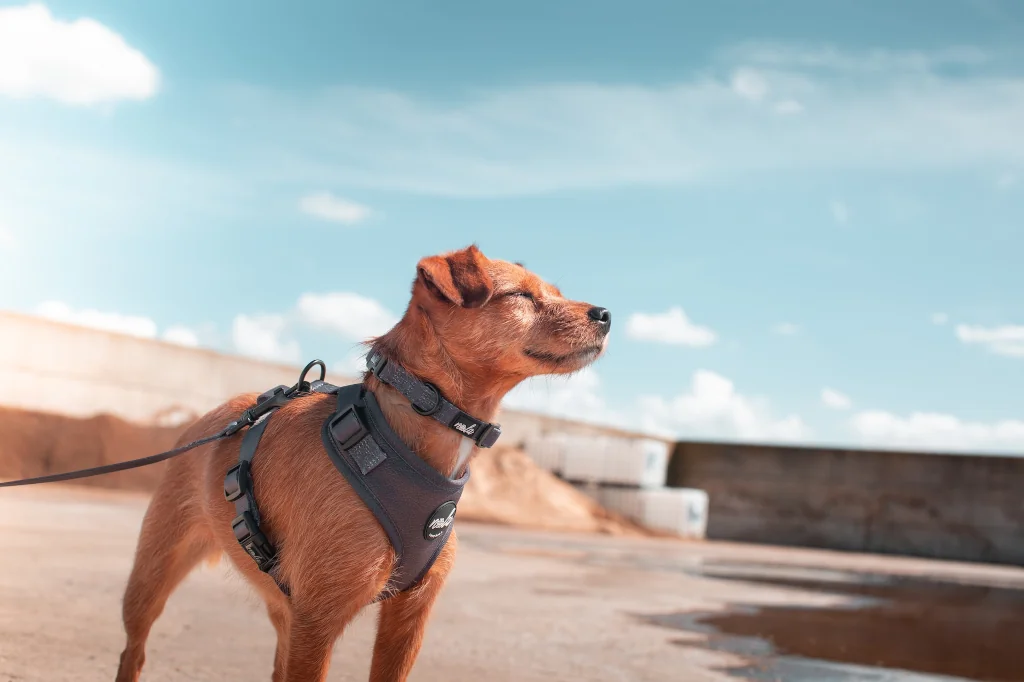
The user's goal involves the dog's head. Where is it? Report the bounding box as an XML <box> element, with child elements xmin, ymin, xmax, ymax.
<box><xmin>406</xmin><ymin>244</ymin><xmax>610</xmax><ymax>378</ymax></box>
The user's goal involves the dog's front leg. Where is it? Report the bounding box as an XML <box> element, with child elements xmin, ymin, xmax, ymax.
<box><xmin>279</xmin><ymin>601</ymin><xmax>360</xmax><ymax>682</ymax></box>
<box><xmin>369</xmin><ymin>536</ymin><xmax>457</xmax><ymax>682</ymax></box>
<box><xmin>265</xmin><ymin>601</ymin><xmax>292</xmax><ymax>682</ymax></box>
<box><xmin>280</xmin><ymin>571</ymin><xmax>387</xmax><ymax>682</ymax></box>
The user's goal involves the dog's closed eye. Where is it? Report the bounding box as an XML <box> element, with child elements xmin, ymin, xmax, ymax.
<box><xmin>497</xmin><ymin>290</ymin><xmax>535</xmax><ymax>302</ymax></box>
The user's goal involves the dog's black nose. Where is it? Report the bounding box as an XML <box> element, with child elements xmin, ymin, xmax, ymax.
<box><xmin>588</xmin><ymin>307</ymin><xmax>611</xmax><ymax>330</ymax></box>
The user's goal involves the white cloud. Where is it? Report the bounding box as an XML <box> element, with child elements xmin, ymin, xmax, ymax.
<box><xmin>0</xmin><ymin>3</ymin><xmax>159</xmax><ymax>105</ymax></box>
<box><xmin>955</xmin><ymin>324</ymin><xmax>1024</xmax><ymax>357</ymax></box>
<box><xmin>931</xmin><ymin>312</ymin><xmax>949</xmax><ymax>325</ymax></box>
<box><xmin>335</xmin><ymin>350</ymin><xmax>370</xmax><ymax>377</ymax></box>
<box><xmin>830</xmin><ymin>200</ymin><xmax>850</xmax><ymax>224</ymax></box>
<box><xmin>821</xmin><ymin>388</ymin><xmax>852</xmax><ymax>410</ymax></box>
<box><xmin>231</xmin><ymin>313</ymin><xmax>301</xmax><ymax>364</ymax></box>
<box><xmin>502</xmin><ymin>368</ymin><xmax>628</xmax><ymax>429</ymax></box>
<box><xmin>161</xmin><ymin>325</ymin><xmax>200</xmax><ymax>347</ymax></box>
<box><xmin>224</xmin><ymin>291</ymin><xmax>397</xmax><ymax>366</ymax></box>
<box><xmin>730</xmin><ymin>68</ymin><xmax>769</xmax><ymax>101</ymax></box>
<box><xmin>721</xmin><ymin>43</ymin><xmax>990</xmax><ymax>73</ymax></box>
<box><xmin>504</xmin><ymin>368</ymin><xmax>809</xmax><ymax>443</ymax></box>
<box><xmin>298</xmin><ymin>192</ymin><xmax>372</xmax><ymax>225</ymax></box>
<box><xmin>996</xmin><ymin>172</ymin><xmax>1016</xmax><ymax>189</ymax></box>
<box><xmin>34</xmin><ymin>300</ymin><xmax>158</xmax><ymax>338</ymax></box>
<box><xmin>218</xmin><ymin>45</ymin><xmax>1024</xmax><ymax>197</ymax></box>
<box><xmin>638</xmin><ymin>370</ymin><xmax>811</xmax><ymax>443</ymax></box>
<box><xmin>626</xmin><ymin>307</ymin><xmax>716</xmax><ymax>347</ymax></box>
<box><xmin>773</xmin><ymin>322</ymin><xmax>799</xmax><ymax>336</ymax></box>
<box><xmin>33</xmin><ymin>300</ymin><xmax>202</xmax><ymax>349</ymax></box>
<box><xmin>773</xmin><ymin>99</ymin><xmax>804</xmax><ymax>115</ymax></box>
<box><xmin>296</xmin><ymin>292</ymin><xmax>398</xmax><ymax>341</ymax></box>
<box><xmin>850</xmin><ymin>409</ymin><xmax>1024</xmax><ymax>454</ymax></box>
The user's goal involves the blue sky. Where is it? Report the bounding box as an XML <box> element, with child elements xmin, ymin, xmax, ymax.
<box><xmin>1</xmin><ymin>0</ymin><xmax>1023</xmax><ymax>453</ymax></box>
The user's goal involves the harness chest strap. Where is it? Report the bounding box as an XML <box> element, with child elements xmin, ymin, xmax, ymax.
<box><xmin>321</xmin><ymin>384</ymin><xmax>469</xmax><ymax>598</ymax></box>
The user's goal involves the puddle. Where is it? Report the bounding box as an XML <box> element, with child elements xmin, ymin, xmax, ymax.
<box><xmin>641</xmin><ymin>562</ymin><xmax>1024</xmax><ymax>682</ymax></box>
<box><xmin>467</xmin><ymin>531</ymin><xmax>1024</xmax><ymax>680</ymax></box>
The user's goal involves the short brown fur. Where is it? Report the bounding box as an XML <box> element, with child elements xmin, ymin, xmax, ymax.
<box><xmin>114</xmin><ymin>244</ymin><xmax>610</xmax><ymax>682</ymax></box>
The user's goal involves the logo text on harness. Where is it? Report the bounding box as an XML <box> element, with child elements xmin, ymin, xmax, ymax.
<box><xmin>429</xmin><ymin>508</ymin><xmax>456</xmax><ymax>530</ymax></box>
<box><xmin>424</xmin><ymin>501</ymin><xmax>458</xmax><ymax>540</ymax></box>
<box><xmin>453</xmin><ymin>422</ymin><xmax>477</xmax><ymax>436</ymax></box>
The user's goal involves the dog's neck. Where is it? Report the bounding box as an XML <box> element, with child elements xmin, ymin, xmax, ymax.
<box><xmin>362</xmin><ymin>318</ymin><xmax>522</xmax><ymax>478</ymax></box>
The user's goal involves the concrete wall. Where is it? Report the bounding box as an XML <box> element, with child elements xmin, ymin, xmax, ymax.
<box><xmin>496</xmin><ymin>409</ymin><xmax>672</xmax><ymax>451</ymax></box>
<box><xmin>667</xmin><ymin>440</ymin><xmax>1024</xmax><ymax>565</ymax></box>
<box><xmin>0</xmin><ymin>311</ymin><xmax>358</xmax><ymax>425</ymax></box>
<box><xmin>0</xmin><ymin>310</ymin><xmax>651</xmax><ymax>443</ymax></box>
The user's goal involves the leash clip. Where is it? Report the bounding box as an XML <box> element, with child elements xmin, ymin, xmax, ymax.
<box><xmin>222</xmin><ymin>412</ymin><xmax>254</xmax><ymax>437</ymax></box>
<box><xmin>222</xmin><ymin>384</ymin><xmax>292</xmax><ymax>437</ymax></box>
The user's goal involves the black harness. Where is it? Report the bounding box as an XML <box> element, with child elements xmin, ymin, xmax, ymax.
<box><xmin>222</xmin><ymin>355</ymin><xmax>502</xmax><ymax>599</ymax></box>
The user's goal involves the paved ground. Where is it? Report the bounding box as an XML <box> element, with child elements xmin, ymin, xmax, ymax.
<box><xmin>2</xmin><ymin>486</ymin><xmax>1024</xmax><ymax>682</ymax></box>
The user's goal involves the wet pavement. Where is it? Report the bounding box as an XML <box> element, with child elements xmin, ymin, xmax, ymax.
<box><xmin>639</xmin><ymin>561</ymin><xmax>1024</xmax><ymax>681</ymax></box>
<box><xmin>3</xmin><ymin>485</ymin><xmax>1024</xmax><ymax>681</ymax></box>
<box><xmin>462</xmin><ymin>532</ymin><xmax>1024</xmax><ymax>681</ymax></box>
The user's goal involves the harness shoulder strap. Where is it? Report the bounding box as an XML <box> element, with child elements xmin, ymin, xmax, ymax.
<box><xmin>222</xmin><ymin>379</ymin><xmax>343</xmax><ymax>596</ymax></box>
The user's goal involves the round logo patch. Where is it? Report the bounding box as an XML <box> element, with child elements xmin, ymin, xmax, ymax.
<box><xmin>424</xmin><ymin>501</ymin><xmax>458</xmax><ymax>540</ymax></box>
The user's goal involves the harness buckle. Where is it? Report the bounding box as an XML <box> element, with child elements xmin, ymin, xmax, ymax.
<box><xmin>231</xmin><ymin>511</ymin><xmax>279</xmax><ymax>573</ymax></box>
<box><xmin>475</xmin><ymin>422</ymin><xmax>502</xmax><ymax>448</ymax></box>
<box><xmin>366</xmin><ymin>351</ymin><xmax>388</xmax><ymax>377</ymax></box>
<box><xmin>223</xmin><ymin>462</ymin><xmax>250</xmax><ymax>502</ymax></box>
<box><xmin>250</xmin><ymin>386</ymin><xmax>291</xmax><ymax>421</ymax></box>
<box><xmin>330</xmin><ymin>405</ymin><xmax>370</xmax><ymax>451</ymax></box>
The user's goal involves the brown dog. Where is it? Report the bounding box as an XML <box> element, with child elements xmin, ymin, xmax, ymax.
<box><xmin>114</xmin><ymin>244</ymin><xmax>611</xmax><ymax>682</ymax></box>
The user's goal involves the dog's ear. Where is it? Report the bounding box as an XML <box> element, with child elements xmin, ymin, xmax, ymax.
<box><xmin>416</xmin><ymin>245</ymin><xmax>494</xmax><ymax>309</ymax></box>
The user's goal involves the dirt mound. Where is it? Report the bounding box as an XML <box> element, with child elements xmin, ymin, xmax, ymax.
<box><xmin>0</xmin><ymin>406</ymin><xmax>187</xmax><ymax>491</ymax></box>
<box><xmin>458</xmin><ymin>445</ymin><xmax>651</xmax><ymax>536</ymax></box>
<box><xmin>0</xmin><ymin>407</ymin><xmax>648</xmax><ymax>536</ymax></box>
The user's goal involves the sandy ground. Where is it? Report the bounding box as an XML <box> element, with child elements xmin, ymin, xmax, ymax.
<box><xmin>3</xmin><ymin>486</ymin><xmax>1024</xmax><ymax>682</ymax></box>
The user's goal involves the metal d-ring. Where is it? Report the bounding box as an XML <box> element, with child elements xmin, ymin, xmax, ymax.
<box><xmin>296</xmin><ymin>359</ymin><xmax>327</xmax><ymax>391</ymax></box>
<box><xmin>411</xmin><ymin>382</ymin><xmax>442</xmax><ymax>416</ymax></box>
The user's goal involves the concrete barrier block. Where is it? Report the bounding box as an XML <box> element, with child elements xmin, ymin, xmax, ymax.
<box><xmin>560</xmin><ymin>435</ymin><xmax>670</xmax><ymax>488</ymax></box>
<box><xmin>583</xmin><ymin>486</ymin><xmax>709</xmax><ymax>538</ymax></box>
<box><xmin>521</xmin><ymin>433</ymin><xmax>570</xmax><ymax>474</ymax></box>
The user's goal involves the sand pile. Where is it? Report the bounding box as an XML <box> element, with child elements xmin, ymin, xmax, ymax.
<box><xmin>458</xmin><ymin>445</ymin><xmax>650</xmax><ymax>536</ymax></box>
<box><xmin>0</xmin><ymin>407</ymin><xmax>647</xmax><ymax>536</ymax></box>
<box><xmin>0</xmin><ymin>407</ymin><xmax>186</xmax><ymax>491</ymax></box>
